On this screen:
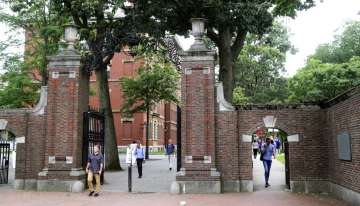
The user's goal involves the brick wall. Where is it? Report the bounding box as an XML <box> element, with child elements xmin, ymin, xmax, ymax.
<box><xmin>216</xmin><ymin>105</ymin><xmax>328</xmax><ymax>184</ymax></box>
<box><xmin>324</xmin><ymin>87</ymin><xmax>360</xmax><ymax>193</ymax></box>
<box><xmin>0</xmin><ymin>107</ymin><xmax>46</xmax><ymax>181</ymax></box>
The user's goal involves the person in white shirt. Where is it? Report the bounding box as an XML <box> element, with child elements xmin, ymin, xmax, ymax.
<box><xmin>129</xmin><ymin>140</ymin><xmax>137</xmax><ymax>166</ymax></box>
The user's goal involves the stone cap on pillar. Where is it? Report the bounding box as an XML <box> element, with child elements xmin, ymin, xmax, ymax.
<box><xmin>186</xmin><ymin>18</ymin><xmax>215</xmax><ymax>56</ymax></box>
<box><xmin>48</xmin><ymin>22</ymin><xmax>81</xmax><ymax>68</ymax></box>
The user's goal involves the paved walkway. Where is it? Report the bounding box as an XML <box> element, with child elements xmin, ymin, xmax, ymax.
<box><xmin>0</xmin><ymin>154</ymin><xmax>349</xmax><ymax>206</ymax></box>
<box><xmin>102</xmin><ymin>154</ymin><xmax>176</xmax><ymax>192</ymax></box>
<box><xmin>0</xmin><ymin>188</ymin><xmax>348</xmax><ymax>206</ymax></box>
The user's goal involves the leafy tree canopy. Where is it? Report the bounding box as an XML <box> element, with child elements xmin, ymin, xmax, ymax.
<box><xmin>288</xmin><ymin>57</ymin><xmax>360</xmax><ymax>103</ymax></box>
<box><xmin>234</xmin><ymin>21</ymin><xmax>293</xmax><ymax>104</ymax></box>
<box><xmin>0</xmin><ymin>0</ymin><xmax>66</xmax><ymax>85</ymax></box>
<box><xmin>120</xmin><ymin>51</ymin><xmax>180</xmax><ymax>115</ymax></box>
<box><xmin>0</xmin><ymin>55</ymin><xmax>40</xmax><ymax>108</ymax></box>
<box><xmin>311</xmin><ymin>21</ymin><xmax>360</xmax><ymax>64</ymax></box>
<box><xmin>134</xmin><ymin>0</ymin><xmax>315</xmax><ymax>101</ymax></box>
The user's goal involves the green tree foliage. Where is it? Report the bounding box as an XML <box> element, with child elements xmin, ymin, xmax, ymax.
<box><xmin>0</xmin><ymin>56</ymin><xmax>40</xmax><ymax>108</ymax></box>
<box><xmin>232</xmin><ymin>87</ymin><xmax>248</xmax><ymax>105</ymax></box>
<box><xmin>0</xmin><ymin>0</ymin><xmax>66</xmax><ymax>85</ymax></box>
<box><xmin>134</xmin><ymin>0</ymin><xmax>314</xmax><ymax>102</ymax></box>
<box><xmin>234</xmin><ymin>22</ymin><xmax>292</xmax><ymax>104</ymax></box>
<box><xmin>120</xmin><ymin>52</ymin><xmax>179</xmax><ymax>159</ymax></box>
<box><xmin>288</xmin><ymin>57</ymin><xmax>360</xmax><ymax>103</ymax></box>
<box><xmin>311</xmin><ymin>21</ymin><xmax>360</xmax><ymax>64</ymax></box>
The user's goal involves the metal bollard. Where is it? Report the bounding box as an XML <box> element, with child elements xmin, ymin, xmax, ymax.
<box><xmin>128</xmin><ymin>164</ymin><xmax>132</xmax><ymax>192</ymax></box>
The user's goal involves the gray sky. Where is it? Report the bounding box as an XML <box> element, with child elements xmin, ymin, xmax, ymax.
<box><xmin>1</xmin><ymin>0</ymin><xmax>360</xmax><ymax>76</ymax></box>
<box><xmin>283</xmin><ymin>0</ymin><xmax>360</xmax><ymax>76</ymax></box>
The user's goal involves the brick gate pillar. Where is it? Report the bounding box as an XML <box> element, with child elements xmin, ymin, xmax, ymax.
<box><xmin>37</xmin><ymin>24</ymin><xmax>89</xmax><ymax>192</ymax></box>
<box><xmin>175</xmin><ymin>18</ymin><xmax>221</xmax><ymax>193</ymax></box>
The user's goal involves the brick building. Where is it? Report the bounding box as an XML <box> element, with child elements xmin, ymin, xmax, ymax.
<box><xmin>89</xmin><ymin>51</ymin><xmax>178</xmax><ymax>146</ymax></box>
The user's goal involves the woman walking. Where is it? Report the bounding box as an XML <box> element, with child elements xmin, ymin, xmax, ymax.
<box><xmin>134</xmin><ymin>142</ymin><xmax>145</xmax><ymax>178</ymax></box>
<box><xmin>261</xmin><ymin>137</ymin><xmax>276</xmax><ymax>188</ymax></box>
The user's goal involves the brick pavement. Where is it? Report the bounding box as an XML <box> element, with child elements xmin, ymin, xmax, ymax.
<box><xmin>0</xmin><ymin>154</ymin><xmax>349</xmax><ymax>206</ymax></box>
<box><xmin>0</xmin><ymin>187</ymin><xmax>349</xmax><ymax>206</ymax></box>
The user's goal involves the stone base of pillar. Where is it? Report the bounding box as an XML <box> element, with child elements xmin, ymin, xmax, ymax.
<box><xmin>14</xmin><ymin>179</ymin><xmax>37</xmax><ymax>190</ymax></box>
<box><xmin>174</xmin><ymin>180</ymin><xmax>221</xmax><ymax>194</ymax></box>
<box><xmin>36</xmin><ymin>179</ymin><xmax>85</xmax><ymax>192</ymax></box>
<box><xmin>222</xmin><ymin>180</ymin><xmax>254</xmax><ymax>193</ymax></box>
<box><xmin>175</xmin><ymin>167</ymin><xmax>221</xmax><ymax>193</ymax></box>
<box><xmin>36</xmin><ymin>168</ymin><xmax>86</xmax><ymax>192</ymax></box>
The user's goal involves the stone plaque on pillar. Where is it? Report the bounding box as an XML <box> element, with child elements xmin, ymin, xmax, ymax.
<box><xmin>176</xmin><ymin>18</ymin><xmax>221</xmax><ymax>194</ymax></box>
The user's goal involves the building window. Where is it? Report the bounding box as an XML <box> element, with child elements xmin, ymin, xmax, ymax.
<box><xmin>152</xmin><ymin>120</ymin><xmax>158</xmax><ymax>142</ymax></box>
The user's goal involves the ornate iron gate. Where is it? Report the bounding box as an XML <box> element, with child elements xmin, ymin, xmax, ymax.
<box><xmin>284</xmin><ymin>139</ymin><xmax>290</xmax><ymax>189</ymax></box>
<box><xmin>176</xmin><ymin>106</ymin><xmax>181</xmax><ymax>172</ymax></box>
<box><xmin>82</xmin><ymin>107</ymin><xmax>105</xmax><ymax>183</ymax></box>
<box><xmin>0</xmin><ymin>140</ymin><xmax>10</xmax><ymax>184</ymax></box>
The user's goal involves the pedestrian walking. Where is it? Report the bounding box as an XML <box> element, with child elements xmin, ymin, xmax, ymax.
<box><xmin>274</xmin><ymin>137</ymin><xmax>281</xmax><ymax>155</ymax></box>
<box><xmin>165</xmin><ymin>139</ymin><xmax>175</xmax><ymax>171</ymax></box>
<box><xmin>129</xmin><ymin>140</ymin><xmax>137</xmax><ymax>166</ymax></box>
<box><xmin>252</xmin><ymin>140</ymin><xmax>259</xmax><ymax>159</ymax></box>
<box><xmin>134</xmin><ymin>142</ymin><xmax>145</xmax><ymax>178</ymax></box>
<box><xmin>86</xmin><ymin>145</ymin><xmax>104</xmax><ymax>197</ymax></box>
<box><xmin>261</xmin><ymin>137</ymin><xmax>276</xmax><ymax>188</ymax></box>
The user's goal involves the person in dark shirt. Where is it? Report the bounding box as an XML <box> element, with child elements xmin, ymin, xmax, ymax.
<box><xmin>165</xmin><ymin>139</ymin><xmax>175</xmax><ymax>171</ymax></box>
<box><xmin>134</xmin><ymin>142</ymin><xmax>145</xmax><ymax>178</ymax></box>
<box><xmin>86</xmin><ymin>145</ymin><xmax>104</xmax><ymax>197</ymax></box>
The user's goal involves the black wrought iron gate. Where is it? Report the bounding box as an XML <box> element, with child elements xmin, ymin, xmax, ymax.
<box><xmin>82</xmin><ymin>108</ymin><xmax>105</xmax><ymax>183</ymax></box>
<box><xmin>284</xmin><ymin>139</ymin><xmax>290</xmax><ymax>189</ymax></box>
<box><xmin>0</xmin><ymin>140</ymin><xmax>10</xmax><ymax>184</ymax></box>
<box><xmin>176</xmin><ymin>106</ymin><xmax>181</xmax><ymax>172</ymax></box>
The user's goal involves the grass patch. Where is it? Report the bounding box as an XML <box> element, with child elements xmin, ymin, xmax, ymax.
<box><xmin>276</xmin><ymin>153</ymin><xmax>285</xmax><ymax>164</ymax></box>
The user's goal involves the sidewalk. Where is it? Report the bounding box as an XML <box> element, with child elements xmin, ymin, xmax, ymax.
<box><xmin>102</xmin><ymin>154</ymin><xmax>176</xmax><ymax>192</ymax></box>
<box><xmin>0</xmin><ymin>154</ymin><xmax>349</xmax><ymax>206</ymax></box>
<box><xmin>0</xmin><ymin>188</ymin><xmax>348</xmax><ymax>206</ymax></box>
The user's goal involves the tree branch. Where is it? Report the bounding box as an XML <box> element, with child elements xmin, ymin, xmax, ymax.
<box><xmin>206</xmin><ymin>28</ymin><xmax>220</xmax><ymax>45</ymax></box>
<box><xmin>231</xmin><ymin>29</ymin><xmax>247</xmax><ymax>61</ymax></box>
<box><xmin>63</xmin><ymin>0</ymin><xmax>85</xmax><ymax>27</ymax></box>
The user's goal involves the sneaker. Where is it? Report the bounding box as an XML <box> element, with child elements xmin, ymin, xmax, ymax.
<box><xmin>265</xmin><ymin>183</ymin><xmax>270</xmax><ymax>188</ymax></box>
<box><xmin>169</xmin><ymin>168</ymin><xmax>172</xmax><ymax>171</ymax></box>
<box><xmin>88</xmin><ymin>191</ymin><xmax>94</xmax><ymax>196</ymax></box>
<box><xmin>94</xmin><ymin>193</ymin><xmax>99</xmax><ymax>197</ymax></box>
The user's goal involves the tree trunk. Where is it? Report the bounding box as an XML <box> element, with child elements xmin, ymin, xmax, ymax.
<box><xmin>95</xmin><ymin>67</ymin><xmax>121</xmax><ymax>170</ymax></box>
<box><xmin>218</xmin><ymin>29</ymin><xmax>235</xmax><ymax>103</ymax></box>
<box><xmin>145</xmin><ymin>108</ymin><xmax>150</xmax><ymax>159</ymax></box>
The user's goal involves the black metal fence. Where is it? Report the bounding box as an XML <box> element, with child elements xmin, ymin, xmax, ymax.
<box><xmin>82</xmin><ymin>107</ymin><xmax>105</xmax><ymax>183</ymax></box>
<box><xmin>0</xmin><ymin>140</ymin><xmax>10</xmax><ymax>184</ymax></box>
<box><xmin>284</xmin><ymin>140</ymin><xmax>290</xmax><ymax>189</ymax></box>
